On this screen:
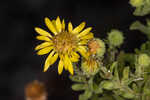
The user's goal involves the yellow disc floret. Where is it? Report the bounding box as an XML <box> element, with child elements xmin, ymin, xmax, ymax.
<box><xmin>53</xmin><ymin>31</ymin><xmax>78</xmax><ymax>54</ymax></box>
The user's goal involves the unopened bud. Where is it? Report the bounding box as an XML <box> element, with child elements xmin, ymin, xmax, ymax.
<box><xmin>108</xmin><ymin>29</ymin><xmax>124</xmax><ymax>47</ymax></box>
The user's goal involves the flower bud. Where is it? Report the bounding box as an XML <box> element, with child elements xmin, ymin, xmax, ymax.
<box><xmin>88</xmin><ymin>38</ymin><xmax>105</xmax><ymax>57</ymax></box>
<box><xmin>138</xmin><ymin>53</ymin><xmax>150</xmax><ymax>67</ymax></box>
<box><xmin>108</xmin><ymin>29</ymin><xmax>124</xmax><ymax>47</ymax></box>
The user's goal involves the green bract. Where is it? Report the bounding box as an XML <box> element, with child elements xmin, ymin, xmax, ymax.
<box><xmin>95</xmin><ymin>38</ymin><xmax>106</xmax><ymax>57</ymax></box>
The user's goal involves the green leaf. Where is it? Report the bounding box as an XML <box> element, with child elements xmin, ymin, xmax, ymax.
<box><xmin>69</xmin><ymin>75</ymin><xmax>86</xmax><ymax>83</ymax></box>
<box><xmin>91</xmin><ymin>94</ymin><xmax>100</xmax><ymax>100</ymax></box>
<box><xmin>122</xmin><ymin>67</ymin><xmax>129</xmax><ymax>82</ymax></box>
<box><xmin>88</xmin><ymin>77</ymin><xmax>94</xmax><ymax>91</ymax></box>
<box><xmin>99</xmin><ymin>95</ymin><xmax>114</xmax><ymax>100</ymax></box>
<box><xmin>121</xmin><ymin>92</ymin><xmax>135</xmax><ymax>99</ymax></box>
<box><xmin>139</xmin><ymin>41</ymin><xmax>150</xmax><ymax>55</ymax></box>
<box><xmin>134</xmin><ymin>6</ymin><xmax>150</xmax><ymax>16</ymax></box>
<box><xmin>141</xmin><ymin>43</ymin><xmax>147</xmax><ymax>51</ymax></box>
<box><xmin>130</xmin><ymin>21</ymin><xmax>150</xmax><ymax>39</ymax></box>
<box><xmin>120</xmin><ymin>87</ymin><xmax>135</xmax><ymax>99</ymax></box>
<box><xmin>100</xmin><ymin>66</ymin><xmax>112</xmax><ymax>79</ymax></box>
<box><xmin>93</xmin><ymin>83</ymin><xmax>103</xmax><ymax>94</ymax></box>
<box><xmin>113</xmin><ymin>95</ymin><xmax>125</xmax><ymax>100</ymax></box>
<box><xmin>113</xmin><ymin>64</ymin><xmax>119</xmax><ymax>81</ymax></box>
<box><xmin>124</xmin><ymin>53</ymin><xmax>136</xmax><ymax>67</ymax></box>
<box><xmin>110</xmin><ymin>61</ymin><xmax>118</xmax><ymax>73</ymax></box>
<box><xmin>143</xmin><ymin>79</ymin><xmax>150</xmax><ymax>95</ymax></box>
<box><xmin>132</xmin><ymin>83</ymin><xmax>139</xmax><ymax>93</ymax></box>
<box><xmin>79</xmin><ymin>90</ymin><xmax>92</xmax><ymax>100</ymax></box>
<box><xmin>132</xmin><ymin>0</ymin><xmax>150</xmax><ymax>16</ymax></box>
<box><xmin>100</xmin><ymin>81</ymin><xmax>115</xmax><ymax>90</ymax></box>
<box><xmin>135</xmin><ymin>48</ymin><xmax>140</xmax><ymax>54</ymax></box>
<box><xmin>72</xmin><ymin>84</ymin><xmax>87</xmax><ymax>91</ymax></box>
<box><xmin>142</xmin><ymin>95</ymin><xmax>150</xmax><ymax>100</ymax></box>
<box><xmin>130</xmin><ymin>21</ymin><xmax>149</xmax><ymax>33</ymax></box>
<box><xmin>146</xmin><ymin>19</ymin><xmax>150</xmax><ymax>26</ymax></box>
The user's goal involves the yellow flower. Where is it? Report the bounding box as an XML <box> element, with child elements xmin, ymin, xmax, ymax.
<box><xmin>81</xmin><ymin>56</ymin><xmax>100</xmax><ymax>76</ymax></box>
<box><xmin>35</xmin><ymin>16</ymin><xmax>94</xmax><ymax>75</ymax></box>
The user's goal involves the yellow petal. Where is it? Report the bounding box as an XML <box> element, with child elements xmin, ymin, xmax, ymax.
<box><xmin>64</xmin><ymin>65</ymin><xmax>67</xmax><ymax>70</ymax></box>
<box><xmin>72</xmin><ymin>22</ymin><xmax>86</xmax><ymax>34</ymax></box>
<box><xmin>68</xmin><ymin>60</ymin><xmax>74</xmax><ymax>75</ymax></box>
<box><xmin>70</xmin><ymin>56</ymin><xmax>79</xmax><ymax>62</ymax></box>
<box><xmin>64</xmin><ymin>55</ymin><xmax>68</xmax><ymax>70</ymax></box>
<box><xmin>45</xmin><ymin>17</ymin><xmax>57</xmax><ymax>35</ymax></box>
<box><xmin>35</xmin><ymin>27</ymin><xmax>52</xmax><ymax>38</ymax></box>
<box><xmin>58</xmin><ymin>59</ymin><xmax>64</xmax><ymax>75</ymax></box>
<box><xmin>35</xmin><ymin>42</ymin><xmax>53</xmax><ymax>50</ymax></box>
<box><xmin>52</xmin><ymin>20</ymin><xmax>56</xmax><ymax>26</ymax></box>
<box><xmin>77</xmin><ymin>27</ymin><xmax>92</xmax><ymax>38</ymax></box>
<box><xmin>76</xmin><ymin>46</ymin><xmax>88</xmax><ymax>59</ymax></box>
<box><xmin>36</xmin><ymin>36</ymin><xmax>51</xmax><ymax>41</ymax></box>
<box><xmin>43</xmin><ymin>50</ymin><xmax>56</xmax><ymax>72</ymax></box>
<box><xmin>68</xmin><ymin>22</ymin><xmax>73</xmax><ymax>33</ymax></box>
<box><xmin>78</xmin><ymin>40</ymin><xmax>88</xmax><ymax>45</ymax></box>
<box><xmin>72</xmin><ymin>51</ymin><xmax>80</xmax><ymax>58</ymax></box>
<box><xmin>56</xmin><ymin>16</ymin><xmax>62</xmax><ymax>33</ymax></box>
<box><xmin>64</xmin><ymin>54</ymin><xmax>74</xmax><ymax>75</ymax></box>
<box><xmin>70</xmin><ymin>51</ymin><xmax>80</xmax><ymax>62</ymax></box>
<box><xmin>37</xmin><ymin>46</ymin><xmax>53</xmax><ymax>55</ymax></box>
<box><xmin>62</xmin><ymin>19</ymin><xmax>65</xmax><ymax>30</ymax></box>
<box><xmin>52</xmin><ymin>20</ymin><xmax>56</xmax><ymax>29</ymax></box>
<box><xmin>80</xmin><ymin>32</ymin><xmax>94</xmax><ymax>40</ymax></box>
<box><xmin>49</xmin><ymin>53</ymin><xmax>58</xmax><ymax>66</ymax></box>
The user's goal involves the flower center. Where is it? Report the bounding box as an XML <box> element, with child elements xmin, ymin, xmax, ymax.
<box><xmin>53</xmin><ymin>31</ymin><xmax>78</xmax><ymax>54</ymax></box>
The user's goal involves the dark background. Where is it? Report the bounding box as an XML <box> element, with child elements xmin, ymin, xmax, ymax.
<box><xmin>0</xmin><ymin>0</ymin><xmax>149</xmax><ymax>100</ymax></box>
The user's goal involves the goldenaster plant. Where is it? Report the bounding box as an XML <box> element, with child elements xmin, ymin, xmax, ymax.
<box><xmin>34</xmin><ymin>1</ymin><xmax>150</xmax><ymax>99</ymax></box>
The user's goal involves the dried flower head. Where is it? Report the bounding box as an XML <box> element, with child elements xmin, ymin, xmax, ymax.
<box><xmin>25</xmin><ymin>80</ymin><xmax>47</xmax><ymax>100</ymax></box>
<box><xmin>35</xmin><ymin>16</ymin><xmax>94</xmax><ymax>75</ymax></box>
<box><xmin>88</xmin><ymin>38</ymin><xmax>105</xmax><ymax>57</ymax></box>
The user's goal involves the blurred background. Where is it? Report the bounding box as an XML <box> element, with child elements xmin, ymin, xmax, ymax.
<box><xmin>0</xmin><ymin>0</ymin><xmax>149</xmax><ymax>100</ymax></box>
